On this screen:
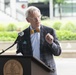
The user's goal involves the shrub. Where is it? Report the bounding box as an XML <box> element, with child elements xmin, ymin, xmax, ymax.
<box><xmin>0</xmin><ymin>31</ymin><xmax>17</xmax><ymax>41</ymax></box>
<box><xmin>22</xmin><ymin>23</ymin><xmax>29</xmax><ymax>30</ymax></box>
<box><xmin>41</xmin><ymin>19</ymin><xmax>52</xmax><ymax>27</ymax></box>
<box><xmin>0</xmin><ymin>30</ymin><xmax>76</xmax><ymax>41</ymax></box>
<box><xmin>7</xmin><ymin>23</ymin><xmax>17</xmax><ymax>31</ymax></box>
<box><xmin>0</xmin><ymin>20</ymin><xmax>76</xmax><ymax>41</ymax></box>
<box><xmin>41</xmin><ymin>16</ymin><xmax>49</xmax><ymax>20</ymax></box>
<box><xmin>56</xmin><ymin>30</ymin><xmax>76</xmax><ymax>40</ymax></box>
<box><xmin>60</xmin><ymin>22</ymin><xmax>76</xmax><ymax>32</ymax></box>
<box><xmin>52</xmin><ymin>21</ymin><xmax>62</xmax><ymax>30</ymax></box>
<box><xmin>0</xmin><ymin>24</ymin><xmax>6</xmax><ymax>31</ymax></box>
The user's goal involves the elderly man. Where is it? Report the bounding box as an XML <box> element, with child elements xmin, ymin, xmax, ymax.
<box><xmin>16</xmin><ymin>6</ymin><xmax>61</xmax><ymax>75</ymax></box>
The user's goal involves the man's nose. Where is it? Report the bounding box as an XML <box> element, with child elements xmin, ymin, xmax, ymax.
<box><xmin>35</xmin><ymin>17</ymin><xmax>40</xmax><ymax>22</ymax></box>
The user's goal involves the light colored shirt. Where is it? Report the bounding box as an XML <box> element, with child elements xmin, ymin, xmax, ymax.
<box><xmin>30</xmin><ymin>26</ymin><xmax>40</xmax><ymax>59</ymax></box>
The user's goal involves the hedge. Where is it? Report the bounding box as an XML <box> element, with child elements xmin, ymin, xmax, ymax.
<box><xmin>0</xmin><ymin>31</ymin><xmax>18</xmax><ymax>41</ymax></box>
<box><xmin>56</xmin><ymin>30</ymin><xmax>76</xmax><ymax>41</ymax></box>
<box><xmin>0</xmin><ymin>30</ymin><xmax>76</xmax><ymax>41</ymax></box>
<box><xmin>0</xmin><ymin>20</ymin><xmax>76</xmax><ymax>41</ymax></box>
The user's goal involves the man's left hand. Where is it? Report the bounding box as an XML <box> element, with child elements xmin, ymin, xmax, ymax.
<box><xmin>45</xmin><ymin>33</ymin><xmax>54</xmax><ymax>44</ymax></box>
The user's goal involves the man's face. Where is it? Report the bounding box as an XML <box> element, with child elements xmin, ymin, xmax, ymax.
<box><xmin>26</xmin><ymin>10</ymin><xmax>41</xmax><ymax>29</ymax></box>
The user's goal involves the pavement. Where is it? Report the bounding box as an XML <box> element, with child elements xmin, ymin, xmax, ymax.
<box><xmin>55</xmin><ymin>58</ymin><xmax>76</xmax><ymax>75</ymax></box>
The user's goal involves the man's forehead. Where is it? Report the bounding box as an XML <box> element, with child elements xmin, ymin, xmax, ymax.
<box><xmin>29</xmin><ymin>10</ymin><xmax>41</xmax><ymax>17</ymax></box>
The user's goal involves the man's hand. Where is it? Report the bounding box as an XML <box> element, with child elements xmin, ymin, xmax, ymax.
<box><xmin>45</xmin><ymin>33</ymin><xmax>54</xmax><ymax>44</ymax></box>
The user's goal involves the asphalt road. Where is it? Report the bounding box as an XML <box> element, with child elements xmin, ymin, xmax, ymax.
<box><xmin>55</xmin><ymin>58</ymin><xmax>76</xmax><ymax>75</ymax></box>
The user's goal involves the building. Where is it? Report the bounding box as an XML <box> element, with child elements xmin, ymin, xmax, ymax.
<box><xmin>55</xmin><ymin>0</ymin><xmax>76</xmax><ymax>17</ymax></box>
<box><xmin>29</xmin><ymin>0</ymin><xmax>76</xmax><ymax>19</ymax></box>
<box><xmin>0</xmin><ymin>0</ymin><xmax>76</xmax><ymax>22</ymax></box>
<box><xmin>0</xmin><ymin>0</ymin><xmax>28</xmax><ymax>21</ymax></box>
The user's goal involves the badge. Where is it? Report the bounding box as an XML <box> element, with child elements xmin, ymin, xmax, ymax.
<box><xmin>3</xmin><ymin>59</ymin><xmax>23</xmax><ymax>75</ymax></box>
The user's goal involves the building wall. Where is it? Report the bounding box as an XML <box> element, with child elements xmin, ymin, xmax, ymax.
<box><xmin>0</xmin><ymin>0</ymin><xmax>28</xmax><ymax>21</ymax></box>
<box><xmin>55</xmin><ymin>0</ymin><xmax>76</xmax><ymax>17</ymax></box>
<box><xmin>1</xmin><ymin>0</ymin><xmax>76</xmax><ymax>20</ymax></box>
<box><xmin>28</xmin><ymin>2</ymin><xmax>49</xmax><ymax>17</ymax></box>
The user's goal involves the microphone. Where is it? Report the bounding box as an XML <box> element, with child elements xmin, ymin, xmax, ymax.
<box><xmin>0</xmin><ymin>31</ymin><xmax>24</xmax><ymax>55</ymax></box>
<box><xmin>14</xmin><ymin>31</ymin><xmax>24</xmax><ymax>44</ymax></box>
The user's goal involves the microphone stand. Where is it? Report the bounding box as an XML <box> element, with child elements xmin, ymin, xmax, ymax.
<box><xmin>0</xmin><ymin>42</ymin><xmax>16</xmax><ymax>55</ymax></box>
<box><xmin>0</xmin><ymin>32</ymin><xmax>24</xmax><ymax>55</ymax></box>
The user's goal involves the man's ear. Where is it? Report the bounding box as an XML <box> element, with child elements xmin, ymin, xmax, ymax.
<box><xmin>26</xmin><ymin>18</ymin><xmax>30</xmax><ymax>22</ymax></box>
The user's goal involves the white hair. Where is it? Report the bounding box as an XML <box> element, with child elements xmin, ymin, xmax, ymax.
<box><xmin>25</xmin><ymin>6</ymin><xmax>41</xmax><ymax>18</ymax></box>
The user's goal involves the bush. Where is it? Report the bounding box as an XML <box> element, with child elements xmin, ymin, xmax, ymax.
<box><xmin>0</xmin><ymin>30</ymin><xmax>76</xmax><ymax>41</ymax></box>
<box><xmin>41</xmin><ymin>16</ymin><xmax>49</xmax><ymax>20</ymax></box>
<box><xmin>56</xmin><ymin>30</ymin><xmax>76</xmax><ymax>40</ymax></box>
<box><xmin>22</xmin><ymin>23</ymin><xmax>29</xmax><ymax>30</ymax></box>
<box><xmin>41</xmin><ymin>19</ymin><xmax>52</xmax><ymax>27</ymax></box>
<box><xmin>52</xmin><ymin>21</ymin><xmax>62</xmax><ymax>30</ymax></box>
<box><xmin>7</xmin><ymin>23</ymin><xmax>17</xmax><ymax>31</ymax></box>
<box><xmin>60</xmin><ymin>22</ymin><xmax>76</xmax><ymax>32</ymax></box>
<box><xmin>0</xmin><ymin>24</ymin><xmax>6</xmax><ymax>31</ymax></box>
<box><xmin>0</xmin><ymin>31</ymin><xmax>18</xmax><ymax>41</ymax></box>
<box><xmin>0</xmin><ymin>21</ymin><xmax>76</xmax><ymax>41</ymax></box>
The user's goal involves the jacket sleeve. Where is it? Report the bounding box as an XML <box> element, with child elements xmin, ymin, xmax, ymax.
<box><xmin>16</xmin><ymin>36</ymin><xmax>23</xmax><ymax>54</ymax></box>
<box><xmin>16</xmin><ymin>42</ymin><xmax>22</xmax><ymax>54</ymax></box>
<box><xmin>48</xmin><ymin>29</ymin><xmax>61</xmax><ymax>56</ymax></box>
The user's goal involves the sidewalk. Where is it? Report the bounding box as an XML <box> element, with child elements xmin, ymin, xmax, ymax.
<box><xmin>55</xmin><ymin>58</ymin><xmax>76</xmax><ymax>75</ymax></box>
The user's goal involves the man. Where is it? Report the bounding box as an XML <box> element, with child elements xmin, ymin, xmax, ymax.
<box><xmin>16</xmin><ymin>6</ymin><xmax>61</xmax><ymax>75</ymax></box>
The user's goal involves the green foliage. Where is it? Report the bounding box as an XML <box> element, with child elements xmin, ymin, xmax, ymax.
<box><xmin>0</xmin><ymin>21</ymin><xmax>76</xmax><ymax>41</ymax></box>
<box><xmin>55</xmin><ymin>0</ymin><xmax>65</xmax><ymax>3</ymax></box>
<box><xmin>7</xmin><ymin>23</ymin><xmax>17</xmax><ymax>31</ymax></box>
<box><xmin>41</xmin><ymin>16</ymin><xmax>49</xmax><ymax>20</ymax></box>
<box><xmin>41</xmin><ymin>19</ymin><xmax>52</xmax><ymax>27</ymax></box>
<box><xmin>0</xmin><ymin>31</ymin><xmax>17</xmax><ymax>41</ymax></box>
<box><xmin>22</xmin><ymin>23</ymin><xmax>29</xmax><ymax>30</ymax></box>
<box><xmin>56</xmin><ymin>30</ymin><xmax>76</xmax><ymax>40</ymax></box>
<box><xmin>52</xmin><ymin>21</ymin><xmax>62</xmax><ymax>30</ymax></box>
<box><xmin>0</xmin><ymin>24</ymin><xmax>6</xmax><ymax>31</ymax></box>
<box><xmin>0</xmin><ymin>30</ymin><xmax>76</xmax><ymax>41</ymax></box>
<box><xmin>28</xmin><ymin>0</ymin><xmax>49</xmax><ymax>3</ymax></box>
<box><xmin>60</xmin><ymin>22</ymin><xmax>76</xmax><ymax>32</ymax></box>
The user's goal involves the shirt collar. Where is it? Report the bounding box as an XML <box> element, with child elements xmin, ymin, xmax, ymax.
<box><xmin>30</xmin><ymin>25</ymin><xmax>40</xmax><ymax>30</ymax></box>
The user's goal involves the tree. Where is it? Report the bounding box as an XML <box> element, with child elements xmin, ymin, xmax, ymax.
<box><xmin>53</xmin><ymin>0</ymin><xmax>65</xmax><ymax>19</ymax></box>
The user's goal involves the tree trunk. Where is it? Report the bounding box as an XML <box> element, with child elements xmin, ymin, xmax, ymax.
<box><xmin>58</xmin><ymin>3</ymin><xmax>62</xmax><ymax>19</ymax></box>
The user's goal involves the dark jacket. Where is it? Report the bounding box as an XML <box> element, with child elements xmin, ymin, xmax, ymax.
<box><xmin>16</xmin><ymin>25</ymin><xmax>61</xmax><ymax>75</ymax></box>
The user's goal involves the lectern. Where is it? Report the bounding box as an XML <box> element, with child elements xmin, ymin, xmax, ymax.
<box><xmin>0</xmin><ymin>55</ymin><xmax>51</xmax><ymax>75</ymax></box>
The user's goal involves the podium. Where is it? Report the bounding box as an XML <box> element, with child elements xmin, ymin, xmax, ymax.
<box><xmin>0</xmin><ymin>55</ymin><xmax>51</xmax><ymax>75</ymax></box>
